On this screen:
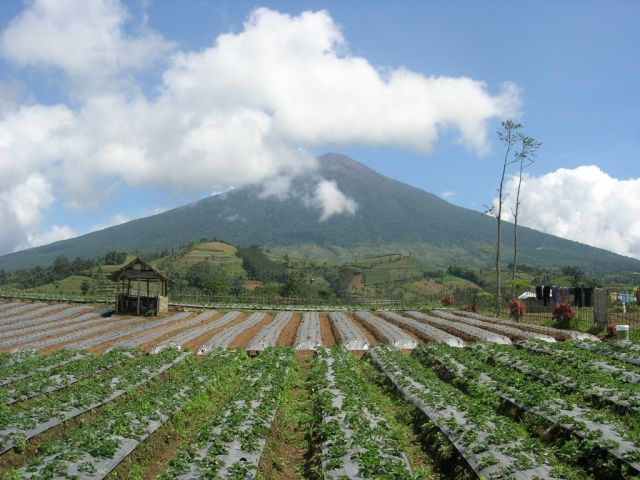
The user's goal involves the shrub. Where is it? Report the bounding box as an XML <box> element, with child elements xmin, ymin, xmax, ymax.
<box><xmin>553</xmin><ymin>303</ymin><xmax>576</xmax><ymax>328</ymax></box>
<box><xmin>508</xmin><ymin>299</ymin><xmax>527</xmax><ymax>320</ymax></box>
<box><xmin>441</xmin><ymin>295</ymin><xmax>454</xmax><ymax>307</ymax></box>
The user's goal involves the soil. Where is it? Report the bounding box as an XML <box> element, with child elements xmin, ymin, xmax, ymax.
<box><xmin>1</xmin><ymin>308</ymin><xmax>97</xmax><ymax>339</ymax></box>
<box><xmin>6</xmin><ymin>316</ymin><xmax>139</xmax><ymax>354</ymax></box>
<box><xmin>319</xmin><ymin>313</ymin><xmax>335</xmax><ymax>347</ymax></box>
<box><xmin>276</xmin><ymin>313</ymin><xmax>302</xmax><ymax>347</ymax></box>
<box><xmin>43</xmin><ymin>317</ymin><xmax>140</xmax><ymax>354</ymax></box>
<box><xmin>348</xmin><ymin>314</ymin><xmax>379</xmax><ymax>346</ymax></box>
<box><xmin>230</xmin><ymin>313</ymin><xmax>274</xmax><ymax>349</ymax></box>
<box><xmin>90</xmin><ymin>313</ymin><xmax>207</xmax><ymax>354</ymax></box>
<box><xmin>347</xmin><ymin>274</ymin><xmax>366</xmax><ymax>291</ymax></box>
<box><xmin>181</xmin><ymin>311</ymin><xmax>248</xmax><ymax>352</ymax></box>
<box><xmin>139</xmin><ymin>310</ymin><xmax>223</xmax><ymax>352</ymax></box>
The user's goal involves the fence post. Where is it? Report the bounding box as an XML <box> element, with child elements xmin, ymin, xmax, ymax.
<box><xmin>593</xmin><ymin>288</ymin><xmax>608</xmax><ymax>328</ymax></box>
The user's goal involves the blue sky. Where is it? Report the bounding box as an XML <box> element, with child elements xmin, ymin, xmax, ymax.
<box><xmin>0</xmin><ymin>1</ymin><xmax>639</xmax><ymax>258</ymax></box>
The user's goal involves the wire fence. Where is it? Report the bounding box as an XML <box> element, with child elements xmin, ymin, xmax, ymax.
<box><xmin>446</xmin><ymin>287</ymin><xmax>640</xmax><ymax>329</ymax></box>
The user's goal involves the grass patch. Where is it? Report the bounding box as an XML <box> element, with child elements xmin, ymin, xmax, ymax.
<box><xmin>256</xmin><ymin>357</ymin><xmax>319</xmax><ymax>480</ymax></box>
<box><xmin>356</xmin><ymin>356</ymin><xmax>439</xmax><ymax>479</ymax></box>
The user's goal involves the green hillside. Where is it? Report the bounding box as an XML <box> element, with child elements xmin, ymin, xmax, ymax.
<box><xmin>1</xmin><ymin>153</ymin><xmax>639</xmax><ymax>277</ymax></box>
<box><xmin>152</xmin><ymin>241</ymin><xmax>244</xmax><ymax>277</ymax></box>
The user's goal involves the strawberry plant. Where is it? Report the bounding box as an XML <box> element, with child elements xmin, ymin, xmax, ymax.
<box><xmin>311</xmin><ymin>347</ymin><xmax>414</xmax><ymax>479</ymax></box>
<box><xmin>159</xmin><ymin>347</ymin><xmax>293</xmax><ymax>479</ymax></box>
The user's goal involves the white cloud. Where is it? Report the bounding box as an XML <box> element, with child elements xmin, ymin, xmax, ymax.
<box><xmin>307</xmin><ymin>179</ymin><xmax>358</xmax><ymax>221</ymax></box>
<box><xmin>0</xmin><ymin>3</ymin><xmax>519</xmax><ymax>255</ymax></box>
<box><xmin>441</xmin><ymin>191</ymin><xmax>456</xmax><ymax>199</ymax></box>
<box><xmin>28</xmin><ymin>225</ymin><xmax>77</xmax><ymax>248</ymax></box>
<box><xmin>164</xmin><ymin>8</ymin><xmax>519</xmax><ymax>153</ymax></box>
<box><xmin>0</xmin><ymin>173</ymin><xmax>74</xmax><ymax>252</ymax></box>
<box><xmin>500</xmin><ymin>166</ymin><xmax>640</xmax><ymax>260</ymax></box>
<box><xmin>1</xmin><ymin>0</ymin><xmax>173</xmax><ymax>89</ymax></box>
<box><xmin>90</xmin><ymin>213</ymin><xmax>131</xmax><ymax>232</ymax></box>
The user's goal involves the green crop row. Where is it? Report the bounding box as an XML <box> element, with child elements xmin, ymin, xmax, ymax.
<box><xmin>160</xmin><ymin>347</ymin><xmax>294</xmax><ymax>479</ymax></box>
<box><xmin>416</xmin><ymin>343</ymin><xmax>640</xmax><ymax>477</ymax></box>
<box><xmin>310</xmin><ymin>347</ymin><xmax>415</xmax><ymax>479</ymax></box>
<box><xmin>370</xmin><ymin>345</ymin><xmax>584</xmax><ymax>479</ymax></box>
<box><xmin>8</xmin><ymin>349</ymin><xmax>246</xmax><ymax>479</ymax></box>
<box><xmin>472</xmin><ymin>342</ymin><xmax>640</xmax><ymax>413</ymax></box>
<box><xmin>3</xmin><ymin>348</ymin><xmax>140</xmax><ymax>404</ymax></box>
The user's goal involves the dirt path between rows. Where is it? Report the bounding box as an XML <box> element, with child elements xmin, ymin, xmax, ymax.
<box><xmin>319</xmin><ymin>313</ymin><xmax>335</xmax><ymax>347</ymax></box>
<box><xmin>277</xmin><ymin>313</ymin><xmax>302</xmax><ymax>347</ymax></box>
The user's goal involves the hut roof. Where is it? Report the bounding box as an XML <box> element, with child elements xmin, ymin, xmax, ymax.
<box><xmin>109</xmin><ymin>257</ymin><xmax>173</xmax><ymax>283</ymax></box>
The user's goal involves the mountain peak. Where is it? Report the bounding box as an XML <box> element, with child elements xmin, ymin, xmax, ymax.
<box><xmin>318</xmin><ymin>153</ymin><xmax>378</xmax><ymax>175</ymax></box>
<box><xmin>1</xmin><ymin>153</ymin><xmax>638</xmax><ymax>274</ymax></box>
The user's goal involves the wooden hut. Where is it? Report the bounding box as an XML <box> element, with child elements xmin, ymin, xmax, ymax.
<box><xmin>110</xmin><ymin>258</ymin><xmax>172</xmax><ymax>315</ymax></box>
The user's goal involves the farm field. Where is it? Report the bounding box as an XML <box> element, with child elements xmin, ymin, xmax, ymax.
<box><xmin>0</xmin><ymin>300</ymin><xmax>638</xmax><ymax>479</ymax></box>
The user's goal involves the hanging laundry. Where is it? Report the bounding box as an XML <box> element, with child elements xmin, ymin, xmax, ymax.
<box><xmin>620</xmin><ymin>293</ymin><xmax>637</xmax><ymax>304</ymax></box>
<box><xmin>543</xmin><ymin>286</ymin><xmax>551</xmax><ymax>306</ymax></box>
<box><xmin>574</xmin><ymin>287</ymin><xmax>583</xmax><ymax>308</ymax></box>
<box><xmin>637</xmin><ymin>288</ymin><xmax>640</xmax><ymax>306</ymax></box>
<box><xmin>558</xmin><ymin>288</ymin><xmax>564</xmax><ymax>304</ymax></box>
<box><xmin>551</xmin><ymin>286</ymin><xmax>559</xmax><ymax>305</ymax></box>
<box><xmin>535</xmin><ymin>285</ymin><xmax>543</xmax><ymax>301</ymax></box>
<box><xmin>583</xmin><ymin>287</ymin><xmax>593</xmax><ymax>308</ymax></box>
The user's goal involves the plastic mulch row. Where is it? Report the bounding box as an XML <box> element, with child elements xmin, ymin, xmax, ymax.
<box><xmin>423</xmin><ymin>347</ymin><xmax>640</xmax><ymax>474</ymax></box>
<box><xmin>0</xmin><ymin>312</ymin><xmax>105</xmax><ymax>349</ymax></box>
<box><xmin>67</xmin><ymin>312</ymin><xmax>192</xmax><ymax>350</ymax></box>
<box><xmin>294</xmin><ymin>311</ymin><xmax>323</xmax><ymax>351</ymax></box>
<box><xmin>329</xmin><ymin>312</ymin><xmax>370</xmax><ymax>351</ymax></box>
<box><xmin>198</xmin><ymin>312</ymin><xmax>266</xmax><ymax>354</ymax></box>
<box><xmin>113</xmin><ymin>310</ymin><xmax>217</xmax><ymax>350</ymax></box>
<box><xmin>0</xmin><ymin>303</ymin><xmax>71</xmax><ymax>327</ymax></box>
<box><xmin>0</xmin><ymin>351</ymin><xmax>89</xmax><ymax>386</ymax></box>
<box><xmin>4</xmin><ymin>350</ymin><xmax>136</xmax><ymax>405</ymax></box>
<box><xmin>172</xmin><ymin>351</ymin><xmax>292</xmax><ymax>479</ymax></box>
<box><xmin>432</xmin><ymin>310</ymin><xmax>556</xmax><ymax>342</ymax></box>
<box><xmin>0</xmin><ymin>351</ymin><xmax>189</xmax><ymax>454</ymax></box>
<box><xmin>318</xmin><ymin>349</ymin><xmax>413</xmax><ymax>479</ymax></box>
<box><xmin>576</xmin><ymin>341</ymin><xmax>640</xmax><ymax>367</ymax></box>
<box><xmin>0</xmin><ymin>306</ymin><xmax>95</xmax><ymax>335</ymax></box>
<box><xmin>8</xmin><ymin>316</ymin><xmax>139</xmax><ymax>352</ymax></box>
<box><xmin>354</xmin><ymin>311</ymin><xmax>418</xmax><ymax>350</ymax></box>
<box><xmin>369</xmin><ymin>347</ymin><xmax>559</xmax><ymax>480</ymax></box>
<box><xmin>0</xmin><ymin>302</ymin><xmax>43</xmax><ymax>320</ymax></box>
<box><xmin>152</xmin><ymin>311</ymin><xmax>241</xmax><ymax>354</ymax></box>
<box><xmin>379</xmin><ymin>311</ymin><xmax>465</xmax><ymax>347</ymax></box>
<box><xmin>454</xmin><ymin>310</ymin><xmax>600</xmax><ymax>342</ymax></box>
<box><xmin>518</xmin><ymin>341</ymin><xmax>640</xmax><ymax>384</ymax></box>
<box><xmin>19</xmin><ymin>350</ymin><xmax>241</xmax><ymax>480</ymax></box>
<box><xmin>474</xmin><ymin>343</ymin><xmax>640</xmax><ymax>413</ymax></box>
<box><xmin>406</xmin><ymin>311</ymin><xmax>511</xmax><ymax>344</ymax></box>
<box><xmin>246</xmin><ymin>311</ymin><xmax>293</xmax><ymax>352</ymax></box>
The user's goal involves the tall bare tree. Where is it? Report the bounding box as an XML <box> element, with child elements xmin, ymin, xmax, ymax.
<box><xmin>510</xmin><ymin>134</ymin><xmax>541</xmax><ymax>298</ymax></box>
<box><xmin>493</xmin><ymin>120</ymin><xmax>521</xmax><ymax>315</ymax></box>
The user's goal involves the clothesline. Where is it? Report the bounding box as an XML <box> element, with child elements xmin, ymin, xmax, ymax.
<box><xmin>534</xmin><ymin>286</ymin><xmax>594</xmax><ymax>307</ymax></box>
<box><xmin>610</xmin><ymin>290</ymin><xmax>639</xmax><ymax>305</ymax></box>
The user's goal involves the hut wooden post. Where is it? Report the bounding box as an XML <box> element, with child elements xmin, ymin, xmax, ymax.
<box><xmin>136</xmin><ymin>278</ymin><xmax>141</xmax><ymax>315</ymax></box>
<box><xmin>115</xmin><ymin>276</ymin><xmax>120</xmax><ymax>313</ymax></box>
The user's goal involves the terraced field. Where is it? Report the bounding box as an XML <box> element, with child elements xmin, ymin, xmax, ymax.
<box><xmin>0</xmin><ymin>300</ymin><xmax>638</xmax><ymax>479</ymax></box>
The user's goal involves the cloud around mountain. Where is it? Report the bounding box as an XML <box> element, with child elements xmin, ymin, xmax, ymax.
<box><xmin>0</xmin><ymin>1</ymin><xmax>517</xmax><ymax>255</ymax></box>
<box><xmin>500</xmin><ymin>165</ymin><xmax>640</xmax><ymax>260</ymax></box>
